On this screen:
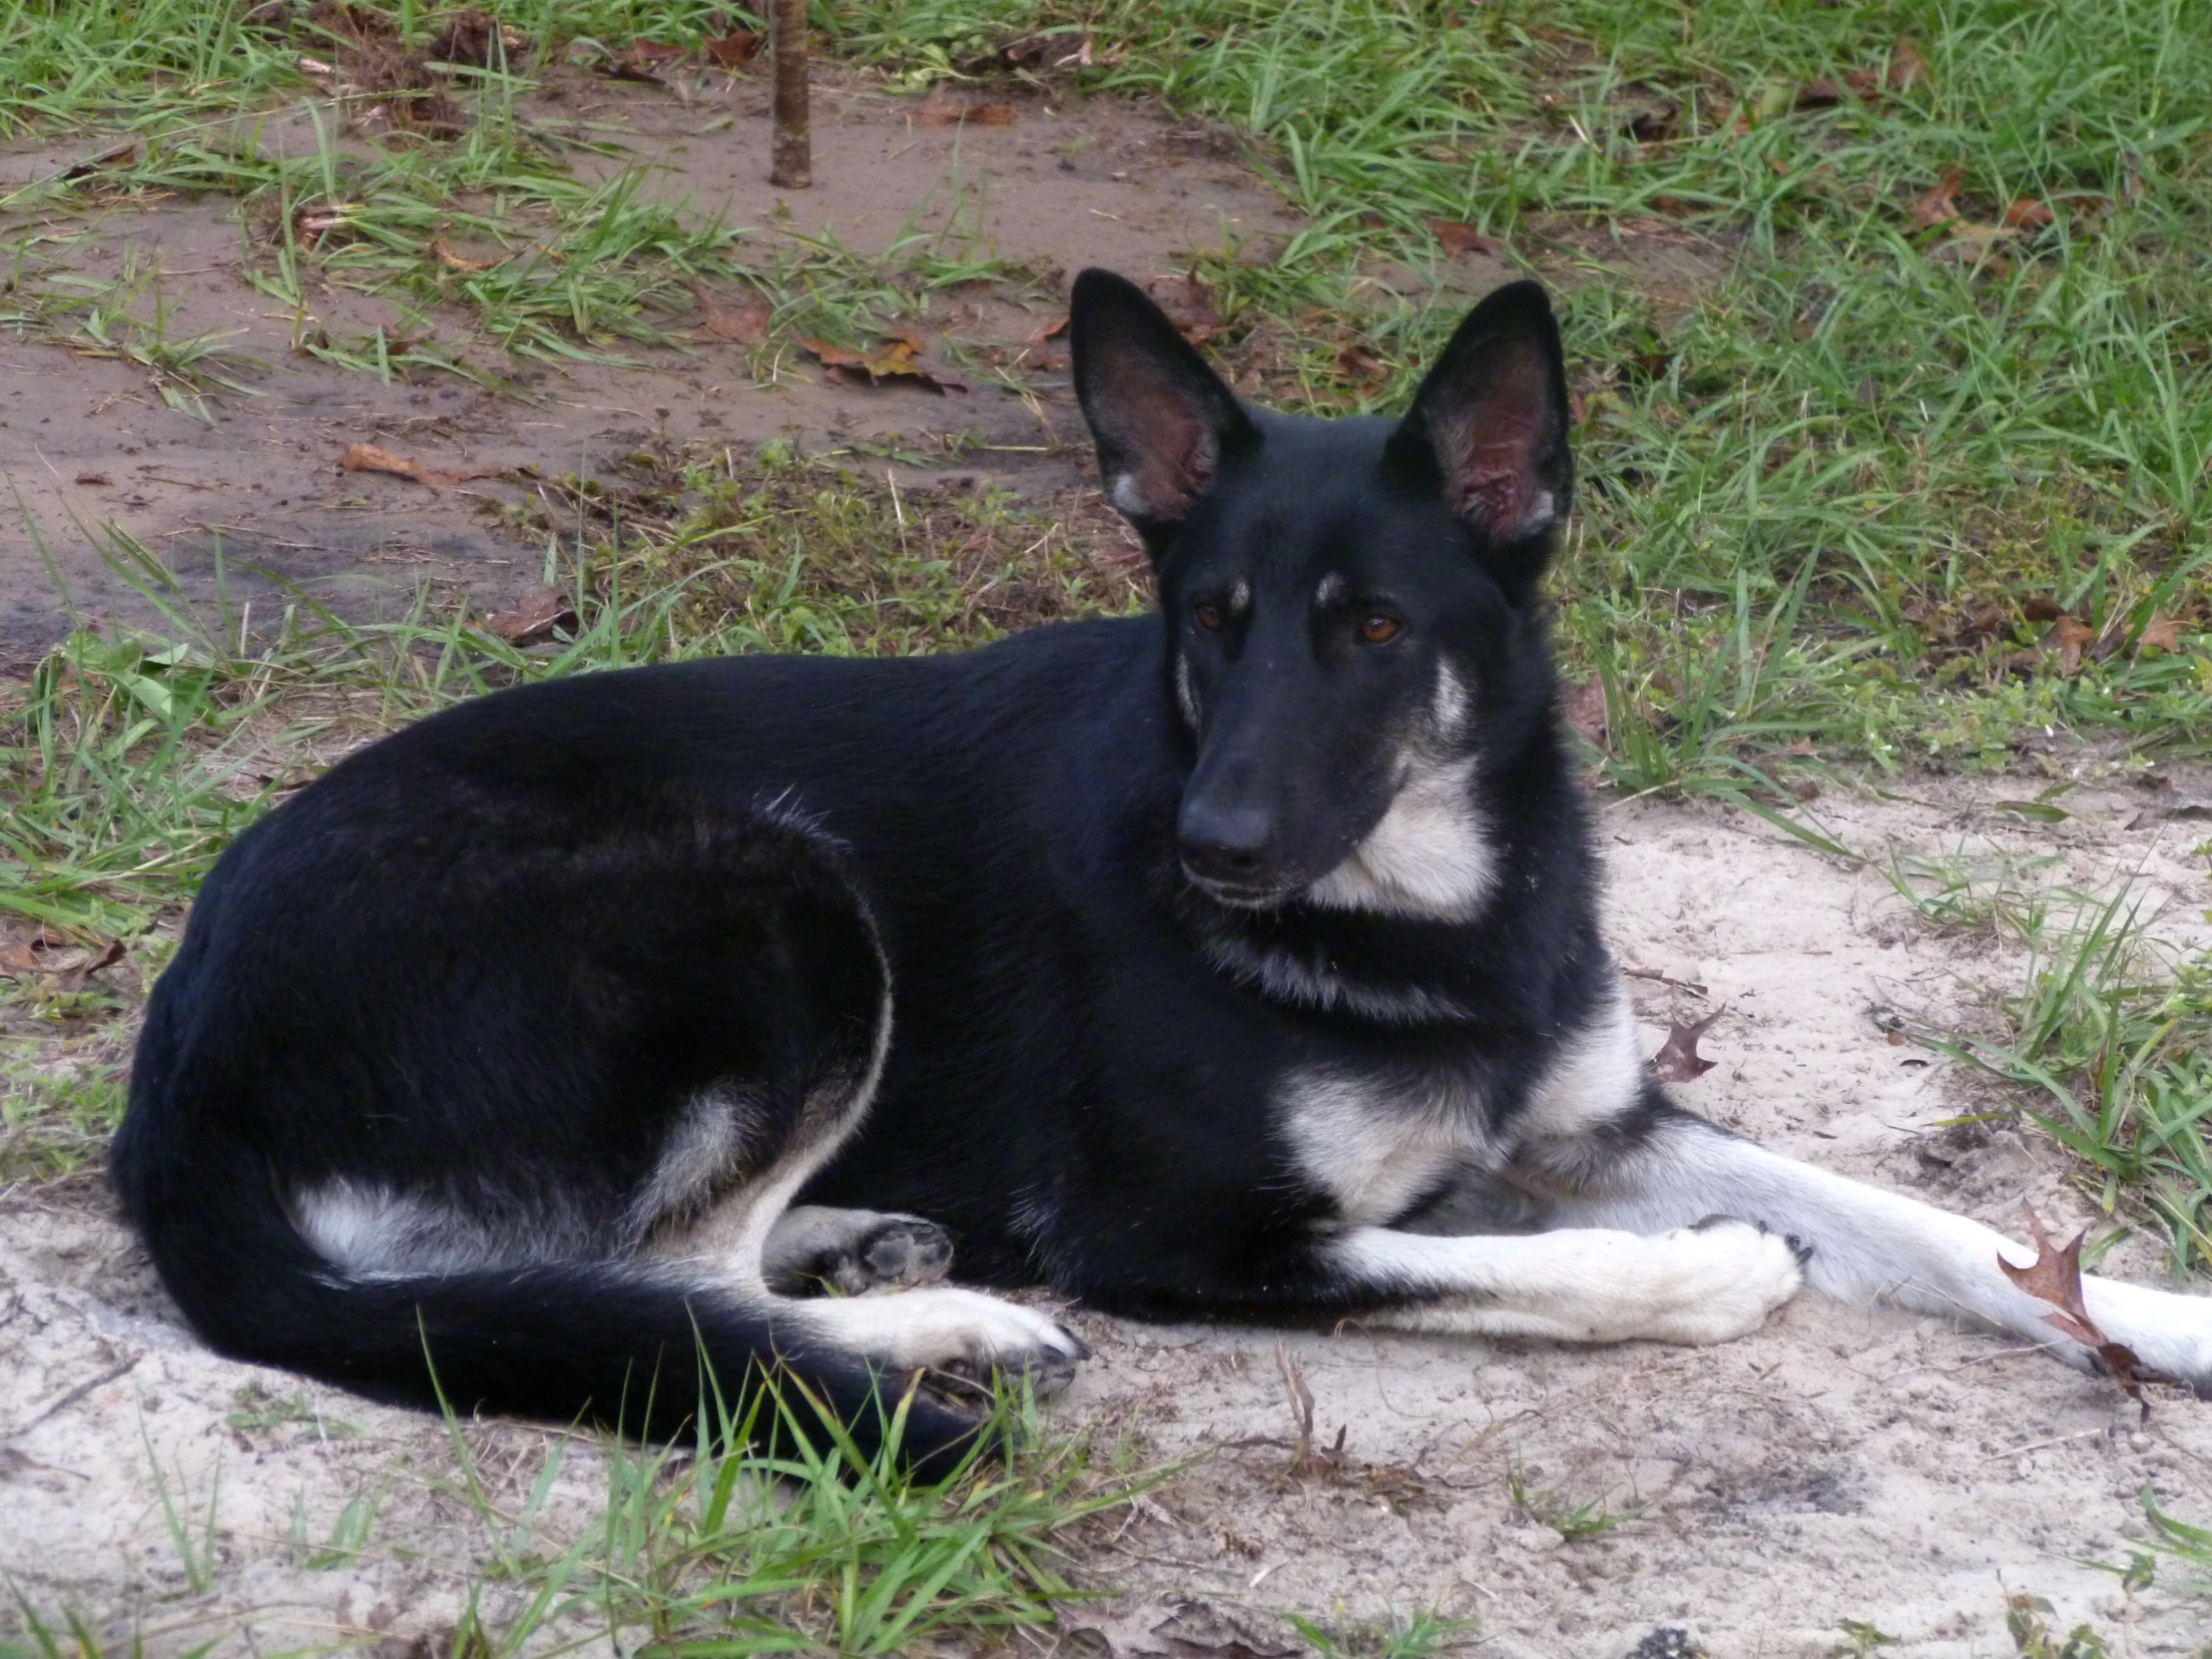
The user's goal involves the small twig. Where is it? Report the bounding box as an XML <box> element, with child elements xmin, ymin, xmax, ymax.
<box><xmin>1977</xmin><ymin>1426</ymin><xmax>2107</xmax><ymax>1461</ymax></box>
<box><xmin>1623</xmin><ymin>964</ymin><xmax>1710</xmax><ymax>996</ymax></box>
<box><xmin>768</xmin><ymin>0</ymin><xmax>811</xmax><ymax>188</ymax></box>
<box><xmin>3</xmin><ymin>1355</ymin><xmax>141</xmax><ymax>1440</ymax></box>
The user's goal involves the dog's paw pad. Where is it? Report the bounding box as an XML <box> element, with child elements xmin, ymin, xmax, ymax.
<box><xmin>853</xmin><ymin>1216</ymin><xmax>954</xmax><ymax>1290</ymax></box>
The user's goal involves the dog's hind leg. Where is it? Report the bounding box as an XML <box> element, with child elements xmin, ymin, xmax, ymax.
<box><xmin>761</xmin><ymin>1206</ymin><xmax>953</xmax><ymax>1296</ymax></box>
<box><xmin>1515</xmin><ymin>1090</ymin><xmax>2212</xmax><ymax>1393</ymax></box>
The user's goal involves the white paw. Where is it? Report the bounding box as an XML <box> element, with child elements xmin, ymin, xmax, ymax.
<box><xmin>1635</xmin><ymin>1219</ymin><xmax>1808</xmax><ymax>1346</ymax></box>
<box><xmin>800</xmin><ymin>1287</ymin><xmax>1089</xmax><ymax>1396</ymax></box>
<box><xmin>2084</xmin><ymin>1278</ymin><xmax>2212</xmax><ymax>1395</ymax></box>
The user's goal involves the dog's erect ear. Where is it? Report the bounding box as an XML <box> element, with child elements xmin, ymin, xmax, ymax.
<box><xmin>1385</xmin><ymin>279</ymin><xmax>1572</xmax><ymax>591</ymax></box>
<box><xmin>1071</xmin><ymin>268</ymin><xmax>1255</xmax><ymax>538</ymax></box>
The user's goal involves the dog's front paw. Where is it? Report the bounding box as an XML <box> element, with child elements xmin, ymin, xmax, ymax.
<box><xmin>1642</xmin><ymin>1218</ymin><xmax>1806</xmax><ymax>1345</ymax></box>
<box><xmin>805</xmin><ymin>1287</ymin><xmax>1090</xmax><ymax>1399</ymax></box>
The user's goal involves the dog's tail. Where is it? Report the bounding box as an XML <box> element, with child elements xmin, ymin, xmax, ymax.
<box><xmin>113</xmin><ymin>1075</ymin><xmax>983</xmax><ymax>1476</ymax></box>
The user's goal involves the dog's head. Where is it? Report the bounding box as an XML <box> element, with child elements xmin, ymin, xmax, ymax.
<box><xmin>1070</xmin><ymin>268</ymin><xmax>1572</xmax><ymax>918</ymax></box>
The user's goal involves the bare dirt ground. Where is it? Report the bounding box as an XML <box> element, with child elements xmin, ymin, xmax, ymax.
<box><xmin>0</xmin><ymin>73</ymin><xmax>1303</xmax><ymax>656</ymax></box>
<box><xmin>7</xmin><ymin>58</ymin><xmax>2212</xmax><ymax>1659</ymax></box>
<box><xmin>8</xmin><ymin>774</ymin><xmax>2212</xmax><ymax>1657</ymax></box>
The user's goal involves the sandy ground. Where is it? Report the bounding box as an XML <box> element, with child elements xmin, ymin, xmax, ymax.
<box><xmin>6</xmin><ymin>769</ymin><xmax>2212</xmax><ymax>1658</ymax></box>
<box><xmin>6</xmin><ymin>50</ymin><xmax>2212</xmax><ymax>1659</ymax></box>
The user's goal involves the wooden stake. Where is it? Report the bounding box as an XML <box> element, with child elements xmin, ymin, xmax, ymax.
<box><xmin>769</xmin><ymin>0</ymin><xmax>811</xmax><ymax>189</ymax></box>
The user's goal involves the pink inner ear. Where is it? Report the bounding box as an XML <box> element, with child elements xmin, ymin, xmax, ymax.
<box><xmin>1114</xmin><ymin>380</ymin><xmax>1217</xmax><ymax>518</ymax></box>
<box><xmin>1431</xmin><ymin>337</ymin><xmax>1552</xmax><ymax>536</ymax></box>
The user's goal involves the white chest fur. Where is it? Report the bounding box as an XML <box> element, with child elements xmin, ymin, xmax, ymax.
<box><xmin>1279</xmin><ymin>1067</ymin><xmax>1491</xmax><ymax>1225</ymax></box>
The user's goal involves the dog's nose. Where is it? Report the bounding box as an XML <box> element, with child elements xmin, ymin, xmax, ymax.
<box><xmin>1178</xmin><ymin>802</ymin><xmax>1276</xmax><ymax>885</ymax></box>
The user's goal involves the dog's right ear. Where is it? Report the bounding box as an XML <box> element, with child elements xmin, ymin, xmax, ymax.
<box><xmin>1071</xmin><ymin>269</ymin><xmax>1255</xmax><ymax>540</ymax></box>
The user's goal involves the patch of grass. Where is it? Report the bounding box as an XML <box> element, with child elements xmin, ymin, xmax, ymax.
<box><xmin>1505</xmin><ymin>1457</ymin><xmax>1627</xmax><ymax>1542</ymax></box>
<box><xmin>1288</xmin><ymin>1608</ymin><xmax>1474</xmax><ymax>1659</ymax></box>
<box><xmin>409</xmin><ymin>1374</ymin><xmax>1147</xmax><ymax>1658</ymax></box>
<box><xmin>1898</xmin><ymin>865</ymin><xmax>2212</xmax><ymax>1278</ymax></box>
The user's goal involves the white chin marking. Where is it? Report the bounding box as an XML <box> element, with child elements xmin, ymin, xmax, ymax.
<box><xmin>1306</xmin><ymin>664</ymin><xmax>1492</xmax><ymax>922</ymax></box>
<box><xmin>1306</xmin><ymin>754</ymin><xmax>1494</xmax><ymax>921</ymax></box>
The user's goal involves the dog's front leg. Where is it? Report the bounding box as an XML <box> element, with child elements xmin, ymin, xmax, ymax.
<box><xmin>1327</xmin><ymin>1219</ymin><xmax>1805</xmax><ymax>1346</ymax></box>
<box><xmin>1524</xmin><ymin>1101</ymin><xmax>2212</xmax><ymax>1391</ymax></box>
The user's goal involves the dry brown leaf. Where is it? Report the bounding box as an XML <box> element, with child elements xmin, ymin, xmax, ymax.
<box><xmin>703</xmin><ymin>28</ymin><xmax>762</xmax><ymax>67</ymax></box>
<box><xmin>339</xmin><ymin>442</ymin><xmax>504</xmax><ymax>490</ymax></box>
<box><xmin>2002</xmin><ymin>198</ymin><xmax>2056</xmax><ymax>231</ymax></box>
<box><xmin>62</xmin><ymin>143</ymin><xmax>137</xmax><ymax>182</ymax></box>
<box><xmin>1887</xmin><ymin>38</ymin><xmax>1928</xmax><ymax>92</ymax></box>
<box><xmin>1144</xmin><ymin>274</ymin><xmax>1221</xmax><ymax>343</ymax></box>
<box><xmin>913</xmin><ymin>86</ymin><xmax>1016</xmax><ymax>126</ymax></box>
<box><xmin>479</xmin><ymin>586</ymin><xmax>578</xmax><ymax>647</ymax></box>
<box><xmin>1427</xmin><ymin>218</ymin><xmax>1500</xmax><ymax>257</ymax></box>
<box><xmin>2046</xmin><ymin>612</ymin><xmax>2094</xmax><ymax>675</ymax></box>
<box><xmin>1911</xmin><ymin>169</ymin><xmax>1964</xmax><ymax>230</ymax></box>
<box><xmin>798</xmin><ymin>335</ymin><xmax>967</xmax><ymax>394</ymax></box>
<box><xmin>1560</xmin><ymin>677</ymin><xmax>1608</xmax><ymax>747</ymax></box>
<box><xmin>2020</xmin><ymin>593</ymin><xmax>2064</xmax><ymax>623</ymax></box>
<box><xmin>427</xmin><ymin>9</ymin><xmax>525</xmax><ymax>68</ymax></box>
<box><xmin>1651</xmin><ymin>1008</ymin><xmax>1724</xmax><ymax>1083</ymax></box>
<box><xmin>1335</xmin><ymin>344</ymin><xmax>1386</xmax><ymax>384</ymax></box>
<box><xmin>0</xmin><ymin>940</ymin><xmax>43</xmax><ymax>975</ymax></box>
<box><xmin>599</xmin><ymin>60</ymin><xmax>669</xmax><ymax>85</ymax></box>
<box><xmin>1998</xmin><ymin>1204</ymin><xmax>2158</xmax><ymax>1414</ymax></box>
<box><xmin>2136</xmin><ymin>615</ymin><xmax>2184</xmax><ymax>653</ymax></box>
<box><xmin>1795</xmin><ymin>78</ymin><xmax>1845</xmax><ymax>110</ymax></box>
<box><xmin>691</xmin><ymin>281</ymin><xmax>771</xmax><ymax>346</ymax></box>
<box><xmin>1024</xmin><ymin>313</ymin><xmax>1069</xmax><ymax>345</ymax></box>
<box><xmin>427</xmin><ymin>239</ymin><xmax>499</xmax><ymax>272</ymax></box>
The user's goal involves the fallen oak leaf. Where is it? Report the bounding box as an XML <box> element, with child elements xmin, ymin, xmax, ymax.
<box><xmin>1427</xmin><ymin>219</ymin><xmax>1500</xmax><ymax>257</ymax></box>
<box><xmin>703</xmin><ymin>28</ymin><xmax>761</xmax><ymax>67</ymax></box>
<box><xmin>690</xmin><ymin>280</ymin><xmax>771</xmax><ymax>345</ymax></box>
<box><xmin>2045</xmin><ymin>612</ymin><xmax>2094</xmax><ymax>675</ymax></box>
<box><xmin>798</xmin><ymin>336</ymin><xmax>967</xmax><ymax>394</ymax></box>
<box><xmin>2136</xmin><ymin>615</ymin><xmax>2184</xmax><ymax>654</ymax></box>
<box><xmin>1887</xmin><ymin>38</ymin><xmax>1929</xmax><ymax>92</ymax></box>
<box><xmin>1651</xmin><ymin>1007</ymin><xmax>1725</xmax><ymax>1082</ymax></box>
<box><xmin>1911</xmin><ymin>168</ymin><xmax>1964</xmax><ymax>231</ymax></box>
<box><xmin>1998</xmin><ymin>1203</ymin><xmax>2160</xmax><ymax>1415</ymax></box>
<box><xmin>57</xmin><ymin>939</ymin><xmax>126</xmax><ymax>992</ymax></box>
<box><xmin>426</xmin><ymin>239</ymin><xmax>499</xmax><ymax>272</ymax></box>
<box><xmin>339</xmin><ymin>442</ymin><xmax>506</xmax><ymax>490</ymax></box>
<box><xmin>477</xmin><ymin>586</ymin><xmax>577</xmax><ymax>647</ymax></box>
<box><xmin>913</xmin><ymin>85</ymin><xmax>1016</xmax><ymax>126</ymax></box>
<box><xmin>2002</xmin><ymin>198</ymin><xmax>2056</xmax><ymax>230</ymax></box>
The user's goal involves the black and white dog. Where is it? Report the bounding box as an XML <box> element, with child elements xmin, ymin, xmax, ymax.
<box><xmin>115</xmin><ymin>270</ymin><xmax>2212</xmax><ymax>1468</ymax></box>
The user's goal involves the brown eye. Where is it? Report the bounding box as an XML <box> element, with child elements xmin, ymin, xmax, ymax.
<box><xmin>1359</xmin><ymin>614</ymin><xmax>1401</xmax><ymax>644</ymax></box>
<box><xmin>1194</xmin><ymin>603</ymin><xmax>1224</xmax><ymax>632</ymax></box>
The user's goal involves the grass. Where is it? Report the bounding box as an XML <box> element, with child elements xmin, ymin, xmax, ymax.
<box><xmin>1890</xmin><ymin>855</ymin><xmax>2212</xmax><ymax>1280</ymax></box>
<box><xmin>3</xmin><ymin>1379</ymin><xmax>1149</xmax><ymax>1659</ymax></box>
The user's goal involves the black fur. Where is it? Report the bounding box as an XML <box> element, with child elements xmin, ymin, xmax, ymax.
<box><xmin>115</xmin><ymin>271</ymin><xmax>1635</xmax><ymax>1450</ymax></box>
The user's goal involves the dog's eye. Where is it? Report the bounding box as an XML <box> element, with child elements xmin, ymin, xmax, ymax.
<box><xmin>1194</xmin><ymin>603</ymin><xmax>1224</xmax><ymax>632</ymax></box>
<box><xmin>1359</xmin><ymin>614</ymin><xmax>1402</xmax><ymax>645</ymax></box>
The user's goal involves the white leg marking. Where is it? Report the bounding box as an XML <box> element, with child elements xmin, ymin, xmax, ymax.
<box><xmin>792</xmin><ymin>1286</ymin><xmax>1087</xmax><ymax>1377</ymax></box>
<box><xmin>1543</xmin><ymin>1118</ymin><xmax>2212</xmax><ymax>1389</ymax></box>
<box><xmin>1331</xmin><ymin>1221</ymin><xmax>1804</xmax><ymax>1345</ymax></box>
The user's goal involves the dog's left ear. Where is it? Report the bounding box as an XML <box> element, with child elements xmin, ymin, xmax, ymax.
<box><xmin>1384</xmin><ymin>279</ymin><xmax>1572</xmax><ymax>595</ymax></box>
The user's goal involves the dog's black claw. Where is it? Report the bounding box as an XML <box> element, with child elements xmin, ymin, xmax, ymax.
<box><xmin>1785</xmin><ymin>1234</ymin><xmax>1815</xmax><ymax>1266</ymax></box>
<box><xmin>1690</xmin><ymin>1213</ymin><xmax>1741</xmax><ymax>1233</ymax></box>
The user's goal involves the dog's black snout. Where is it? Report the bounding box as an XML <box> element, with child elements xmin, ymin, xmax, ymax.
<box><xmin>1177</xmin><ymin>801</ymin><xmax>1276</xmax><ymax>885</ymax></box>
